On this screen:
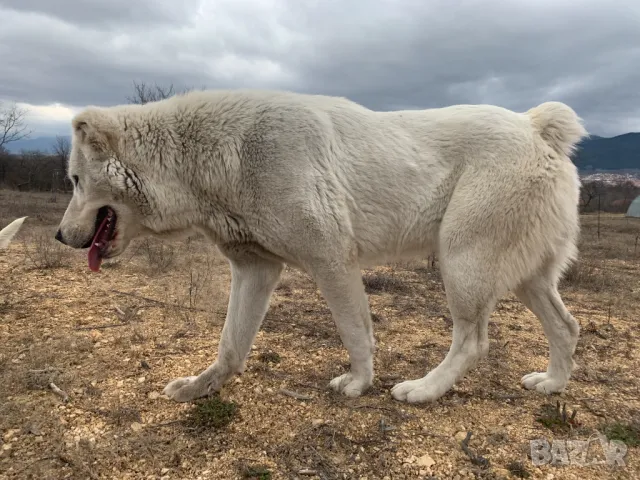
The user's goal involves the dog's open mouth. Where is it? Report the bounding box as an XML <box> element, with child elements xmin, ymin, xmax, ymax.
<box><xmin>87</xmin><ymin>206</ymin><xmax>117</xmax><ymax>272</ymax></box>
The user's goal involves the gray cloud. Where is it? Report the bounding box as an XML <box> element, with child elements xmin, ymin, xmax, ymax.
<box><xmin>0</xmin><ymin>0</ymin><xmax>639</xmax><ymax>136</ymax></box>
<box><xmin>1</xmin><ymin>0</ymin><xmax>201</xmax><ymax>27</ymax></box>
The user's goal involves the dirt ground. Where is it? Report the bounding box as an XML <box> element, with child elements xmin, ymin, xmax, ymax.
<box><xmin>1</xmin><ymin>189</ymin><xmax>639</xmax><ymax>480</ymax></box>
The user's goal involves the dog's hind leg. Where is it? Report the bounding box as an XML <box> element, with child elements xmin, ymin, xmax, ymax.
<box><xmin>163</xmin><ymin>254</ymin><xmax>283</xmax><ymax>402</ymax></box>
<box><xmin>391</xmin><ymin>244</ymin><xmax>497</xmax><ymax>403</ymax></box>
<box><xmin>515</xmin><ymin>262</ymin><xmax>579</xmax><ymax>394</ymax></box>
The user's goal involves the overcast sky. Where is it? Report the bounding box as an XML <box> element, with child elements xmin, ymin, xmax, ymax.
<box><xmin>1</xmin><ymin>0</ymin><xmax>639</xmax><ymax>138</ymax></box>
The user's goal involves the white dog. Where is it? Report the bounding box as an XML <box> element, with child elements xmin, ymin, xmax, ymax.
<box><xmin>0</xmin><ymin>217</ymin><xmax>27</xmax><ymax>249</ymax></box>
<box><xmin>55</xmin><ymin>89</ymin><xmax>587</xmax><ymax>404</ymax></box>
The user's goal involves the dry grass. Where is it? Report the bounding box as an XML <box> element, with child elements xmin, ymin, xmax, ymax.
<box><xmin>139</xmin><ymin>238</ymin><xmax>176</xmax><ymax>274</ymax></box>
<box><xmin>0</xmin><ymin>193</ymin><xmax>639</xmax><ymax>479</ymax></box>
<box><xmin>21</xmin><ymin>231</ymin><xmax>71</xmax><ymax>270</ymax></box>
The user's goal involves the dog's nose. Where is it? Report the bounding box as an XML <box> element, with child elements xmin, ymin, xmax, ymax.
<box><xmin>54</xmin><ymin>229</ymin><xmax>65</xmax><ymax>244</ymax></box>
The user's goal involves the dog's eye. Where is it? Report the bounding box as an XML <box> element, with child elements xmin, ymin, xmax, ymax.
<box><xmin>72</xmin><ymin>175</ymin><xmax>79</xmax><ymax>186</ymax></box>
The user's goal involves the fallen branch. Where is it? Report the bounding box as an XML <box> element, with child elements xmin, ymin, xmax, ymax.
<box><xmin>150</xmin><ymin>420</ymin><xmax>183</xmax><ymax>428</ymax></box>
<box><xmin>49</xmin><ymin>382</ymin><xmax>69</xmax><ymax>402</ymax></box>
<box><xmin>460</xmin><ymin>431</ymin><xmax>489</xmax><ymax>468</ymax></box>
<box><xmin>279</xmin><ymin>388</ymin><xmax>314</xmax><ymax>401</ymax></box>
<box><xmin>268</xmin><ymin>371</ymin><xmax>323</xmax><ymax>390</ymax></box>
<box><xmin>298</xmin><ymin>469</ymin><xmax>318</xmax><ymax>475</ymax></box>
<box><xmin>29</xmin><ymin>367</ymin><xmax>62</xmax><ymax>374</ymax></box>
<box><xmin>110</xmin><ymin>289</ymin><xmax>209</xmax><ymax>312</ymax></box>
<box><xmin>75</xmin><ymin>323</ymin><xmax>128</xmax><ymax>331</ymax></box>
<box><xmin>351</xmin><ymin>404</ymin><xmax>416</xmax><ymax>420</ymax></box>
<box><xmin>490</xmin><ymin>392</ymin><xmax>525</xmax><ymax>401</ymax></box>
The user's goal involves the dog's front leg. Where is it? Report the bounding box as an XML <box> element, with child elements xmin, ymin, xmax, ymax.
<box><xmin>163</xmin><ymin>255</ymin><xmax>283</xmax><ymax>402</ymax></box>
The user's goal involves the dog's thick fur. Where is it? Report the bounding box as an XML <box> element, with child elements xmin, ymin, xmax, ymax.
<box><xmin>56</xmin><ymin>89</ymin><xmax>587</xmax><ymax>404</ymax></box>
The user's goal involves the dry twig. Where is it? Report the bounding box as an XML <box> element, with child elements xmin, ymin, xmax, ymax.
<box><xmin>460</xmin><ymin>431</ymin><xmax>489</xmax><ymax>468</ymax></box>
<box><xmin>279</xmin><ymin>388</ymin><xmax>314</xmax><ymax>401</ymax></box>
<box><xmin>299</xmin><ymin>468</ymin><xmax>318</xmax><ymax>475</ymax></box>
<box><xmin>111</xmin><ymin>289</ymin><xmax>208</xmax><ymax>312</ymax></box>
<box><xmin>49</xmin><ymin>382</ymin><xmax>69</xmax><ymax>402</ymax></box>
<box><xmin>75</xmin><ymin>323</ymin><xmax>128</xmax><ymax>331</ymax></box>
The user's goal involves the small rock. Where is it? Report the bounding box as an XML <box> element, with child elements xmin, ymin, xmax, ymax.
<box><xmin>161</xmin><ymin>468</ymin><xmax>169</xmax><ymax>474</ymax></box>
<box><xmin>3</xmin><ymin>429</ymin><xmax>19</xmax><ymax>441</ymax></box>
<box><xmin>416</xmin><ymin>454</ymin><xmax>435</xmax><ymax>468</ymax></box>
<box><xmin>147</xmin><ymin>392</ymin><xmax>160</xmax><ymax>400</ymax></box>
<box><xmin>312</xmin><ymin>419</ymin><xmax>324</xmax><ymax>427</ymax></box>
<box><xmin>116</xmin><ymin>380</ymin><xmax>124</xmax><ymax>388</ymax></box>
<box><xmin>130</xmin><ymin>422</ymin><xmax>143</xmax><ymax>432</ymax></box>
<box><xmin>454</xmin><ymin>431</ymin><xmax>468</xmax><ymax>443</ymax></box>
<box><xmin>419</xmin><ymin>470</ymin><xmax>427</xmax><ymax>476</ymax></box>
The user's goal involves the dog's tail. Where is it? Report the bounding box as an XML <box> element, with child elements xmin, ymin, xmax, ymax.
<box><xmin>527</xmin><ymin>101</ymin><xmax>588</xmax><ymax>158</ymax></box>
<box><xmin>0</xmin><ymin>216</ymin><xmax>27</xmax><ymax>249</ymax></box>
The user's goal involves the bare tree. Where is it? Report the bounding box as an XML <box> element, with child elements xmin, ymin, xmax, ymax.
<box><xmin>619</xmin><ymin>179</ymin><xmax>640</xmax><ymax>208</ymax></box>
<box><xmin>16</xmin><ymin>150</ymin><xmax>45</xmax><ymax>191</ymax></box>
<box><xmin>126</xmin><ymin>81</ymin><xmax>177</xmax><ymax>105</ymax></box>
<box><xmin>0</xmin><ymin>101</ymin><xmax>31</xmax><ymax>150</ymax></box>
<box><xmin>52</xmin><ymin>135</ymin><xmax>72</xmax><ymax>191</ymax></box>
<box><xmin>580</xmin><ymin>180</ymin><xmax>600</xmax><ymax>210</ymax></box>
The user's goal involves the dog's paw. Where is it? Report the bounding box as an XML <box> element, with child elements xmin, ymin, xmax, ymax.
<box><xmin>163</xmin><ymin>376</ymin><xmax>209</xmax><ymax>402</ymax></box>
<box><xmin>521</xmin><ymin>372</ymin><xmax>567</xmax><ymax>394</ymax></box>
<box><xmin>329</xmin><ymin>372</ymin><xmax>372</xmax><ymax>398</ymax></box>
<box><xmin>391</xmin><ymin>378</ymin><xmax>445</xmax><ymax>403</ymax></box>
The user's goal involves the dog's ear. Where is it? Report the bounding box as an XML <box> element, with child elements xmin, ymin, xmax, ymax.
<box><xmin>72</xmin><ymin>108</ymin><xmax>120</xmax><ymax>155</ymax></box>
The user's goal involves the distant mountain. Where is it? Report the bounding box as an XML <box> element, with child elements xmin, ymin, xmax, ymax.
<box><xmin>572</xmin><ymin>132</ymin><xmax>640</xmax><ymax>171</ymax></box>
<box><xmin>5</xmin><ymin>131</ymin><xmax>640</xmax><ymax>172</ymax></box>
<box><xmin>4</xmin><ymin>135</ymin><xmax>70</xmax><ymax>154</ymax></box>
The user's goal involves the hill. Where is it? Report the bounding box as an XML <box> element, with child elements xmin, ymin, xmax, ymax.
<box><xmin>4</xmin><ymin>135</ymin><xmax>68</xmax><ymax>154</ymax></box>
<box><xmin>573</xmin><ymin>132</ymin><xmax>640</xmax><ymax>171</ymax></box>
<box><xmin>5</xmin><ymin>131</ymin><xmax>640</xmax><ymax>172</ymax></box>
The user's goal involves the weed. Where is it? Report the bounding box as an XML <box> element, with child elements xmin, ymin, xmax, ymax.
<box><xmin>108</xmin><ymin>406</ymin><xmax>142</xmax><ymax>426</ymax></box>
<box><xmin>0</xmin><ymin>299</ymin><xmax>10</xmax><ymax>315</ymax></box>
<box><xmin>140</xmin><ymin>238</ymin><xmax>175</xmax><ymax>273</ymax></box>
<box><xmin>257</xmin><ymin>351</ymin><xmax>281</xmax><ymax>364</ymax></box>
<box><xmin>25</xmin><ymin>366</ymin><xmax>62</xmax><ymax>390</ymax></box>
<box><xmin>242</xmin><ymin>465</ymin><xmax>272</xmax><ymax>480</ymax></box>
<box><xmin>22</xmin><ymin>231</ymin><xmax>70</xmax><ymax>269</ymax></box>
<box><xmin>506</xmin><ymin>461</ymin><xmax>531</xmax><ymax>479</ymax></box>
<box><xmin>362</xmin><ymin>271</ymin><xmax>409</xmax><ymax>294</ymax></box>
<box><xmin>560</xmin><ymin>260</ymin><xmax>615</xmax><ymax>293</ymax></box>
<box><xmin>185</xmin><ymin>395</ymin><xmax>237</xmax><ymax>430</ymax></box>
<box><xmin>535</xmin><ymin>401</ymin><xmax>580</xmax><ymax>433</ymax></box>
<box><xmin>600</xmin><ymin>421</ymin><xmax>640</xmax><ymax>447</ymax></box>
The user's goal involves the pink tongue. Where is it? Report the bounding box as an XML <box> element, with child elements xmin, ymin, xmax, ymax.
<box><xmin>87</xmin><ymin>215</ymin><xmax>110</xmax><ymax>272</ymax></box>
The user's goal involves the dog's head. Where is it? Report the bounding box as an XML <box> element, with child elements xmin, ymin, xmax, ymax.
<box><xmin>55</xmin><ymin>107</ymin><xmax>153</xmax><ymax>271</ymax></box>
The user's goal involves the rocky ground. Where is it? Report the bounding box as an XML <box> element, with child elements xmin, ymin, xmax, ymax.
<box><xmin>1</xmin><ymin>190</ymin><xmax>639</xmax><ymax>479</ymax></box>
